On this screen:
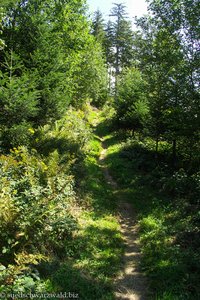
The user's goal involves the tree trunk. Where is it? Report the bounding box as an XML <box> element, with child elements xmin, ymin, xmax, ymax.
<box><xmin>156</xmin><ymin>137</ymin><xmax>159</xmax><ymax>154</ymax></box>
<box><xmin>172</xmin><ymin>139</ymin><xmax>177</xmax><ymax>166</ymax></box>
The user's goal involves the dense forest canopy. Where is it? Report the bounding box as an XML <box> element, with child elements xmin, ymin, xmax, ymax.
<box><xmin>0</xmin><ymin>0</ymin><xmax>199</xmax><ymax>298</ymax></box>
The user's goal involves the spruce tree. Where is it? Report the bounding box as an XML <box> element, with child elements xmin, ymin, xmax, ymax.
<box><xmin>0</xmin><ymin>0</ymin><xmax>109</xmax><ymax>147</ymax></box>
<box><xmin>106</xmin><ymin>3</ymin><xmax>135</xmax><ymax>90</ymax></box>
<box><xmin>135</xmin><ymin>0</ymin><xmax>200</xmax><ymax>160</ymax></box>
<box><xmin>91</xmin><ymin>9</ymin><xmax>105</xmax><ymax>44</ymax></box>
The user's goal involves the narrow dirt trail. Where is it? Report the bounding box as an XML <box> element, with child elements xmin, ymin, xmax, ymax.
<box><xmin>99</xmin><ymin>142</ymin><xmax>148</xmax><ymax>300</ymax></box>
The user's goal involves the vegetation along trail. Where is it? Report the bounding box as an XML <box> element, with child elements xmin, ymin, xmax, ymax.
<box><xmin>99</xmin><ymin>135</ymin><xmax>148</xmax><ymax>300</ymax></box>
<box><xmin>0</xmin><ymin>0</ymin><xmax>199</xmax><ymax>298</ymax></box>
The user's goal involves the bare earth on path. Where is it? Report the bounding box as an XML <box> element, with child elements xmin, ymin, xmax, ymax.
<box><xmin>99</xmin><ymin>143</ymin><xmax>148</xmax><ymax>300</ymax></box>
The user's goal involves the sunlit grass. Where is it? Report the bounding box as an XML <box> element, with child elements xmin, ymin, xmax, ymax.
<box><xmin>47</xmin><ymin>123</ymin><xmax>124</xmax><ymax>299</ymax></box>
<box><xmin>99</xmin><ymin>124</ymin><xmax>200</xmax><ymax>300</ymax></box>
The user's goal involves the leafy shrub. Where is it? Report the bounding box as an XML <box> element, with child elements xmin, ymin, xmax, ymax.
<box><xmin>161</xmin><ymin>169</ymin><xmax>200</xmax><ymax>203</ymax></box>
<box><xmin>35</xmin><ymin>108</ymin><xmax>91</xmax><ymax>156</ymax></box>
<box><xmin>0</xmin><ymin>146</ymin><xmax>77</xmax><ymax>291</ymax></box>
<box><xmin>0</xmin><ymin>254</ymin><xmax>48</xmax><ymax>294</ymax></box>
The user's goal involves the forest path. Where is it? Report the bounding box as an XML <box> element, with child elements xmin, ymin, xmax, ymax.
<box><xmin>99</xmin><ymin>139</ymin><xmax>148</xmax><ymax>300</ymax></box>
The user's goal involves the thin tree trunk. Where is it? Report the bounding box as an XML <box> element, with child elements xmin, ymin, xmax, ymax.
<box><xmin>172</xmin><ymin>139</ymin><xmax>177</xmax><ymax>166</ymax></box>
<box><xmin>155</xmin><ymin>136</ymin><xmax>159</xmax><ymax>160</ymax></box>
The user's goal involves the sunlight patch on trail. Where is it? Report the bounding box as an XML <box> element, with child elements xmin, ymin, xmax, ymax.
<box><xmin>99</xmin><ymin>144</ymin><xmax>148</xmax><ymax>300</ymax></box>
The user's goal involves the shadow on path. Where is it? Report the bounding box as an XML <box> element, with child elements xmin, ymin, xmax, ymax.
<box><xmin>99</xmin><ymin>141</ymin><xmax>149</xmax><ymax>300</ymax></box>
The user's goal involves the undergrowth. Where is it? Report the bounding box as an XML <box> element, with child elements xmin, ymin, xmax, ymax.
<box><xmin>0</xmin><ymin>106</ymin><xmax>123</xmax><ymax>299</ymax></box>
<box><xmin>100</xmin><ymin>127</ymin><xmax>200</xmax><ymax>300</ymax></box>
<box><xmin>49</xmin><ymin>133</ymin><xmax>123</xmax><ymax>300</ymax></box>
